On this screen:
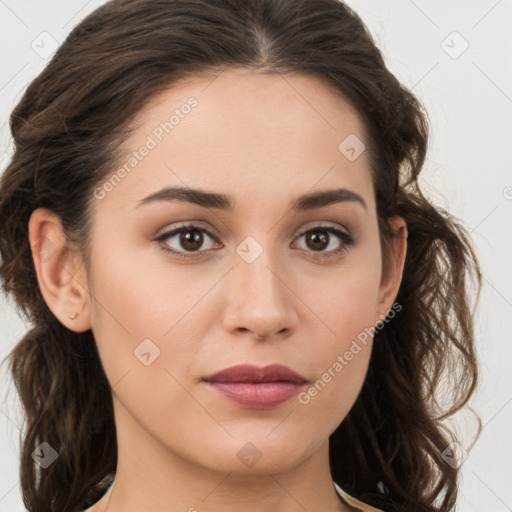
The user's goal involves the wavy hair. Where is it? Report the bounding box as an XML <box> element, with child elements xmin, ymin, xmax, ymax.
<box><xmin>0</xmin><ymin>0</ymin><xmax>481</xmax><ymax>511</ymax></box>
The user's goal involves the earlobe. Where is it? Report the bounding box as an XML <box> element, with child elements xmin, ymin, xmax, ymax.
<box><xmin>28</xmin><ymin>208</ymin><xmax>91</xmax><ymax>333</ymax></box>
<box><xmin>375</xmin><ymin>215</ymin><xmax>408</xmax><ymax>325</ymax></box>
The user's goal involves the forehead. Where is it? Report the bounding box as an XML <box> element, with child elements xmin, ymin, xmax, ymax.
<box><xmin>95</xmin><ymin>68</ymin><xmax>374</xmax><ymax>214</ymax></box>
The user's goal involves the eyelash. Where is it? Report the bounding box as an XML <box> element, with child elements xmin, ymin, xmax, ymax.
<box><xmin>155</xmin><ymin>223</ymin><xmax>356</xmax><ymax>260</ymax></box>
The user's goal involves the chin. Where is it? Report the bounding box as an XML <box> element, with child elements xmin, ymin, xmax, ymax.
<box><xmin>185</xmin><ymin>432</ymin><xmax>321</xmax><ymax>476</ymax></box>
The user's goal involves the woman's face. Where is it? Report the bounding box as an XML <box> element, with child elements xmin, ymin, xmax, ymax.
<box><xmin>81</xmin><ymin>68</ymin><xmax>405</xmax><ymax>475</ymax></box>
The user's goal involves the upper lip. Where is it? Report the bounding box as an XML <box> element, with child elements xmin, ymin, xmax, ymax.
<box><xmin>203</xmin><ymin>364</ymin><xmax>307</xmax><ymax>383</ymax></box>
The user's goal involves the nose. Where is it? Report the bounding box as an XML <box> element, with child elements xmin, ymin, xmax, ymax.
<box><xmin>222</xmin><ymin>243</ymin><xmax>299</xmax><ymax>341</ymax></box>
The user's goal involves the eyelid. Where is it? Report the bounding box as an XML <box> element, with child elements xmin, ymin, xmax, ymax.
<box><xmin>293</xmin><ymin>220</ymin><xmax>351</xmax><ymax>239</ymax></box>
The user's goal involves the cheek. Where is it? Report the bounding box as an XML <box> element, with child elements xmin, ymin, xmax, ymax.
<box><xmin>86</xmin><ymin>239</ymin><xmax>196</xmax><ymax>385</ymax></box>
<box><xmin>305</xmin><ymin>241</ymin><xmax>382</xmax><ymax>349</ymax></box>
<box><xmin>86</xmin><ymin>245</ymin><xmax>207</xmax><ymax>442</ymax></box>
<box><xmin>295</xmin><ymin>296</ymin><xmax>375</xmax><ymax>438</ymax></box>
<box><xmin>88</xmin><ymin>233</ymin><xmax>213</xmax><ymax>341</ymax></box>
<box><xmin>294</xmin><ymin>246</ymin><xmax>381</xmax><ymax>422</ymax></box>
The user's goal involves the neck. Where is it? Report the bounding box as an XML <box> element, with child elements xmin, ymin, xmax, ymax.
<box><xmin>92</xmin><ymin>400</ymin><xmax>349</xmax><ymax>512</ymax></box>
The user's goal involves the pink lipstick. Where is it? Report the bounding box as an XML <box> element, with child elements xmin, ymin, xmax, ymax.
<box><xmin>203</xmin><ymin>364</ymin><xmax>307</xmax><ymax>409</ymax></box>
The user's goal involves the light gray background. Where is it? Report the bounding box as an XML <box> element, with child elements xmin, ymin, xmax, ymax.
<box><xmin>1</xmin><ymin>1</ymin><xmax>511</xmax><ymax>511</ymax></box>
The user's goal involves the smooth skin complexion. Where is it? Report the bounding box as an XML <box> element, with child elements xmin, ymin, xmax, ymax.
<box><xmin>28</xmin><ymin>68</ymin><xmax>407</xmax><ymax>512</ymax></box>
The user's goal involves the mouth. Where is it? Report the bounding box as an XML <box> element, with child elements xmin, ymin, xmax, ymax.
<box><xmin>202</xmin><ymin>364</ymin><xmax>307</xmax><ymax>409</ymax></box>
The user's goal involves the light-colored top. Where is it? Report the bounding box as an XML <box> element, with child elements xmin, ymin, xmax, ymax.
<box><xmin>334</xmin><ymin>481</ymin><xmax>384</xmax><ymax>512</ymax></box>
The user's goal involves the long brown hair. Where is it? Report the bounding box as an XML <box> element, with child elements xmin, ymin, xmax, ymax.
<box><xmin>0</xmin><ymin>0</ymin><xmax>482</xmax><ymax>511</ymax></box>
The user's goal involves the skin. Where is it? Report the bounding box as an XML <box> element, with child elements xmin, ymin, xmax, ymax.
<box><xmin>29</xmin><ymin>68</ymin><xmax>407</xmax><ymax>512</ymax></box>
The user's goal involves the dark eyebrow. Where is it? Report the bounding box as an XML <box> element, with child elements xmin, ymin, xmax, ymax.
<box><xmin>136</xmin><ymin>187</ymin><xmax>233</xmax><ymax>210</ymax></box>
<box><xmin>136</xmin><ymin>186</ymin><xmax>367</xmax><ymax>212</ymax></box>
<box><xmin>290</xmin><ymin>188</ymin><xmax>367</xmax><ymax>212</ymax></box>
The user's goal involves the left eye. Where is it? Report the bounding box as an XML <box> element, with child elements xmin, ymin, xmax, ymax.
<box><xmin>293</xmin><ymin>226</ymin><xmax>353</xmax><ymax>254</ymax></box>
<box><xmin>299</xmin><ymin>228</ymin><xmax>341</xmax><ymax>251</ymax></box>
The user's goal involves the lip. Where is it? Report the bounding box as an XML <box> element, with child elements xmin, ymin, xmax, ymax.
<box><xmin>203</xmin><ymin>364</ymin><xmax>307</xmax><ymax>409</ymax></box>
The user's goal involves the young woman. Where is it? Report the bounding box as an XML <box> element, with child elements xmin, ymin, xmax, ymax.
<box><xmin>0</xmin><ymin>0</ymin><xmax>481</xmax><ymax>511</ymax></box>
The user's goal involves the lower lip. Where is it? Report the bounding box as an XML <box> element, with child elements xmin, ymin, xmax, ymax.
<box><xmin>205</xmin><ymin>381</ymin><xmax>305</xmax><ymax>409</ymax></box>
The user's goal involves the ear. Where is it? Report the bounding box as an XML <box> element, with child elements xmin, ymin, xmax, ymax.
<box><xmin>374</xmin><ymin>215</ymin><xmax>408</xmax><ymax>325</ymax></box>
<box><xmin>28</xmin><ymin>208</ymin><xmax>91</xmax><ymax>332</ymax></box>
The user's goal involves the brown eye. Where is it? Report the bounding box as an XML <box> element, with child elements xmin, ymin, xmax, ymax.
<box><xmin>157</xmin><ymin>224</ymin><xmax>220</xmax><ymax>258</ymax></box>
<box><xmin>304</xmin><ymin>230</ymin><xmax>330</xmax><ymax>251</ymax></box>
<box><xmin>294</xmin><ymin>225</ymin><xmax>356</xmax><ymax>260</ymax></box>
<box><xmin>179</xmin><ymin>229</ymin><xmax>205</xmax><ymax>251</ymax></box>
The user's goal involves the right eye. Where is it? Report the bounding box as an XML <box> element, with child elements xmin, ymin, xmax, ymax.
<box><xmin>156</xmin><ymin>224</ymin><xmax>222</xmax><ymax>259</ymax></box>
